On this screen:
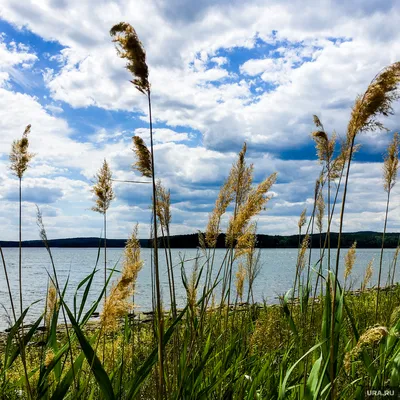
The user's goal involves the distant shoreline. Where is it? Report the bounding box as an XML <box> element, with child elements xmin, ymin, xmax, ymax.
<box><xmin>0</xmin><ymin>231</ymin><xmax>399</xmax><ymax>248</ymax></box>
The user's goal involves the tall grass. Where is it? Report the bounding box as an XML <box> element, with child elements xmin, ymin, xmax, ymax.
<box><xmin>0</xmin><ymin>25</ymin><xmax>400</xmax><ymax>400</ymax></box>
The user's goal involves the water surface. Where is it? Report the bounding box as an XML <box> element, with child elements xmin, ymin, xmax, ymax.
<box><xmin>0</xmin><ymin>247</ymin><xmax>397</xmax><ymax>330</ymax></box>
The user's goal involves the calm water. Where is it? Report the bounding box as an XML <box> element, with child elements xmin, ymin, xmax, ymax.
<box><xmin>0</xmin><ymin>247</ymin><xmax>398</xmax><ymax>330</ymax></box>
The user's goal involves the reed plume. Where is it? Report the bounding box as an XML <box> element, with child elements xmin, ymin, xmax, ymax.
<box><xmin>344</xmin><ymin>326</ymin><xmax>388</xmax><ymax>374</ymax></box>
<box><xmin>312</xmin><ymin>130</ymin><xmax>335</xmax><ymax>164</ymax></box>
<box><xmin>101</xmin><ymin>225</ymin><xmax>143</xmax><ymax>333</ymax></box>
<box><xmin>110</xmin><ymin>22</ymin><xmax>149</xmax><ymax>94</ymax></box>
<box><xmin>347</xmin><ymin>63</ymin><xmax>400</xmax><ymax>142</ymax></box>
<box><xmin>297</xmin><ymin>234</ymin><xmax>309</xmax><ymax>275</ymax></box>
<box><xmin>234</xmin><ymin>222</ymin><xmax>257</xmax><ymax>260</ymax></box>
<box><xmin>132</xmin><ymin>136</ymin><xmax>152</xmax><ymax>178</ymax></box>
<box><xmin>234</xmin><ymin>222</ymin><xmax>259</xmax><ymax>303</ymax></box>
<box><xmin>298</xmin><ymin>208</ymin><xmax>307</xmax><ymax>233</ymax></box>
<box><xmin>383</xmin><ymin>132</ymin><xmax>399</xmax><ymax>192</ymax></box>
<box><xmin>205</xmin><ymin>176</ymin><xmax>234</xmax><ymax>247</ymax></box>
<box><xmin>231</xmin><ymin>143</ymin><xmax>254</xmax><ymax>209</ymax></box>
<box><xmin>235</xmin><ymin>262</ymin><xmax>246</xmax><ymax>301</ymax></box>
<box><xmin>45</xmin><ymin>281</ymin><xmax>57</xmax><ymax>329</ymax></box>
<box><xmin>226</xmin><ymin>172</ymin><xmax>277</xmax><ymax>245</ymax></box>
<box><xmin>44</xmin><ymin>349</ymin><xmax>55</xmax><ymax>368</ymax></box>
<box><xmin>155</xmin><ymin>180</ymin><xmax>171</xmax><ymax>230</ymax></box>
<box><xmin>187</xmin><ymin>263</ymin><xmax>198</xmax><ymax>312</ymax></box>
<box><xmin>361</xmin><ymin>259</ymin><xmax>374</xmax><ymax>291</ymax></box>
<box><xmin>92</xmin><ymin>159</ymin><xmax>114</xmax><ymax>214</ymax></box>
<box><xmin>313</xmin><ymin>115</ymin><xmax>323</xmax><ymax>129</ymax></box>
<box><xmin>10</xmin><ymin>125</ymin><xmax>34</xmax><ymax>178</ymax></box>
<box><xmin>344</xmin><ymin>241</ymin><xmax>357</xmax><ymax>281</ymax></box>
<box><xmin>316</xmin><ymin>188</ymin><xmax>325</xmax><ymax>233</ymax></box>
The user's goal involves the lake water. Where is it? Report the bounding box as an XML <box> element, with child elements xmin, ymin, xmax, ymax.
<box><xmin>0</xmin><ymin>247</ymin><xmax>398</xmax><ymax>331</ymax></box>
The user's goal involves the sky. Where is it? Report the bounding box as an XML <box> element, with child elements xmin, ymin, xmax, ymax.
<box><xmin>0</xmin><ymin>0</ymin><xmax>399</xmax><ymax>241</ymax></box>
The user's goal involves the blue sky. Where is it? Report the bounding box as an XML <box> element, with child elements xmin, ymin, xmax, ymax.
<box><xmin>0</xmin><ymin>0</ymin><xmax>399</xmax><ymax>240</ymax></box>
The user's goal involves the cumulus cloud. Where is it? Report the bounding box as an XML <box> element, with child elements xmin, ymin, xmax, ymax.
<box><xmin>0</xmin><ymin>0</ymin><xmax>399</xmax><ymax>240</ymax></box>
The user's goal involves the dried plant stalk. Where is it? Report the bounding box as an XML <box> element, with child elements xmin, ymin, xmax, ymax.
<box><xmin>9</xmin><ymin>124</ymin><xmax>34</xmax><ymax>178</ymax></box>
<box><xmin>92</xmin><ymin>159</ymin><xmax>115</xmax><ymax>214</ymax></box>
<box><xmin>132</xmin><ymin>136</ymin><xmax>152</xmax><ymax>178</ymax></box>
<box><xmin>344</xmin><ymin>241</ymin><xmax>357</xmax><ymax>280</ymax></box>
<box><xmin>45</xmin><ymin>281</ymin><xmax>57</xmax><ymax>329</ymax></box>
<box><xmin>361</xmin><ymin>258</ymin><xmax>374</xmax><ymax>291</ymax></box>
<box><xmin>101</xmin><ymin>226</ymin><xmax>143</xmax><ymax>333</ymax></box>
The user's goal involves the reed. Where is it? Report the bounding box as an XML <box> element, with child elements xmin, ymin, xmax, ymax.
<box><xmin>330</xmin><ymin>63</ymin><xmax>400</xmax><ymax>399</ymax></box>
<box><xmin>8</xmin><ymin>124</ymin><xmax>34</xmax><ymax>398</ymax></box>
<box><xmin>376</xmin><ymin>132</ymin><xmax>399</xmax><ymax>320</ymax></box>
<box><xmin>110</xmin><ymin>22</ymin><xmax>165</xmax><ymax>397</ymax></box>
<box><xmin>92</xmin><ymin>159</ymin><xmax>115</xmax><ymax>295</ymax></box>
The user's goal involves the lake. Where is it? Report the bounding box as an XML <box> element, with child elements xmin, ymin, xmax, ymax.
<box><xmin>0</xmin><ymin>247</ymin><xmax>398</xmax><ymax>331</ymax></box>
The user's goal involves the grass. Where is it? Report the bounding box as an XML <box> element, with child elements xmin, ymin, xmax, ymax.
<box><xmin>1</xmin><ymin>287</ymin><xmax>400</xmax><ymax>399</ymax></box>
<box><xmin>0</xmin><ymin>22</ymin><xmax>400</xmax><ymax>399</ymax></box>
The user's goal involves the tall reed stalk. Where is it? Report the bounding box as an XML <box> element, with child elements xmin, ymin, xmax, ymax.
<box><xmin>376</xmin><ymin>132</ymin><xmax>399</xmax><ymax>321</ymax></box>
<box><xmin>330</xmin><ymin>62</ymin><xmax>400</xmax><ymax>399</ymax></box>
<box><xmin>9</xmin><ymin>124</ymin><xmax>34</xmax><ymax>398</ymax></box>
<box><xmin>110</xmin><ymin>22</ymin><xmax>165</xmax><ymax>397</ymax></box>
<box><xmin>92</xmin><ymin>159</ymin><xmax>115</xmax><ymax>296</ymax></box>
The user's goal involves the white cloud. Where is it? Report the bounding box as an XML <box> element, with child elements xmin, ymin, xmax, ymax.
<box><xmin>134</xmin><ymin>128</ymin><xmax>192</xmax><ymax>144</ymax></box>
<box><xmin>0</xmin><ymin>36</ymin><xmax>37</xmax><ymax>86</ymax></box>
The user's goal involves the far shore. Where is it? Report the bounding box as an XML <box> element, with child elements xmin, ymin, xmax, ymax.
<box><xmin>1</xmin><ymin>231</ymin><xmax>399</xmax><ymax>249</ymax></box>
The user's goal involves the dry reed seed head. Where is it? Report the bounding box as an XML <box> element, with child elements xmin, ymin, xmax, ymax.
<box><xmin>36</xmin><ymin>206</ymin><xmax>50</xmax><ymax>251</ymax></box>
<box><xmin>132</xmin><ymin>135</ymin><xmax>152</xmax><ymax>178</ymax></box>
<box><xmin>187</xmin><ymin>261</ymin><xmax>199</xmax><ymax>310</ymax></box>
<box><xmin>313</xmin><ymin>115</ymin><xmax>324</xmax><ymax>130</ymax></box>
<box><xmin>297</xmin><ymin>234</ymin><xmax>309</xmax><ymax>273</ymax></box>
<box><xmin>91</xmin><ymin>159</ymin><xmax>115</xmax><ymax>214</ymax></box>
<box><xmin>234</xmin><ymin>222</ymin><xmax>257</xmax><ymax>260</ymax></box>
<box><xmin>110</xmin><ymin>22</ymin><xmax>150</xmax><ymax>94</ymax></box>
<box><xmin>297</xmin><ymin>208</ymin><xmax>307</xmax><ymax>230</ymax></box>
<box><xmin>347</xmin><ymin>62</ymin><xmax>400</xmax><ymax>142</ymax></box>
<box><xmin>101</xmin><ymin>225</ymin><xmax>143</xmax><ymax>332</ymax></box>
<box><xmin>344</xmin><ymin>241</ymin><xmax>357</xmax><ymax>280</ymax></box>
<box><xmin>316</xmin><ymin>189</ymin><xmax>325</xmax><ymax>233</ymax></box>
<box><xmin>101</xmin><ymin>284</ymin><xmax>131</xmax><ymax>332</ymax></box>
<box><xmin>205</xmin><ymin>175</ymin><xmax>234</xmax><ymax>247</ymax></box>
<box><xmin>198</xmin><ymin>231</ymin><xmax>207</xmax><ymax>251</ymax></box>
<box><xmin>383</xmin><ymin>132</ymin><xmax>399</xmax><ymax>192</ymax></box>
<box><xmin>155</xmin><ymin>180</ymin><xmax>171</xmax><ymax>229</ymax></box>
<box><xmin>45</xmin><ymin>281</ymin><xmax>57</xmax><ymax>329</ymax></box>
<box><xmin>227</xmin><ymin>172</ymin><xmax>277</xmax><ymax>245</ymax></box>
<box><xmin>229</xmin><ymin>142</ymin><xmax>254</xmax><ymax>210</ymax></box>
<box><xmin>44</xmin><ymin>349</ymin><xmax>55</xmax><ymax>368</ymax></box>
<box><xmin>344</xmin><ymin>325</ymin><xmax>389</xmax><ymax>374</ymax></box>
<box><xmin>235</xmin><ymin>262</ymin><xmax>246</xmax><ymax>301</ymax></box>
<box><xmin>312</xmin><ymin>130</ymin><xmax>336</xmax><ymax>163</ymax></box>
<box><xmin>361</xmin><ymin>258</ymin><xmax>374</xmax><ymax>291</ymax></box>
<box><xmin>123</xmin><ymin>224</ymin><xmax>143</xmax><ymax>283</ymax></box>
<box><xmin>9</xmin><ymin>124</ymin><xmax>35</xmax><ymax>178</ymax></box>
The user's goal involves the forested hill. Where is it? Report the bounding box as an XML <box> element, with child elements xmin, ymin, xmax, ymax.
<box><xmin>0</xmin><ymin>232</ymin><xmax>398</xmax><ymax>248</ymax></box>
